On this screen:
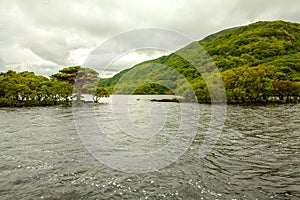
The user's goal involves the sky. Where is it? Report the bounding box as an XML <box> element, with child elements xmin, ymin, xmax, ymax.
<box><xmin>1</xmin><ymin>0</ymin><xmax>300</xmax><ymax>77</ymax></box>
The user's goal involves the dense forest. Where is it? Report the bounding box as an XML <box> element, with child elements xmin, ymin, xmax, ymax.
<box><xmin>0</xmin><ymin>66</ymin><xmax>109</xmax><ymax>107</ymax></box>
<box><xmin>99</xmin><ymin>20</ymin><xmax>300</xmax><ymax>103</ymax></box>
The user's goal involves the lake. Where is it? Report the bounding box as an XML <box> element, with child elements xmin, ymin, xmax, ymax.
<box><xmin>0</xmin><ymin>95</ymin><xmax>299</xmax><ymax>199</ymax></box>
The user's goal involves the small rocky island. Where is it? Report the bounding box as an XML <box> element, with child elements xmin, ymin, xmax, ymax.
<box><xmin>150</xmin><ymin>98</ymin><xmax>180</xmax><ymax>103</ymax></box>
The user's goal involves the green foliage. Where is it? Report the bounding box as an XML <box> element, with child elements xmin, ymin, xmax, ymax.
<box><xmin>223</xmin><ymin>66</ymin><xmax>275</xmax><ymax>103</ymax></box>
<box><xmin>51</xmin><ymin>66</ymin><xmax>80</xmax><ymax>85</ymax></box>
<box><xmin>200</xmin><ymin>20</ymin><xmax>300</xmax><ymax>72</ymax></box>
<box><xmin>133</xmin><ymin>83</ymin><xmax>173</xmax><ymax>95</ymax></box>
<box><xmin>0</xmin><ymin>66</ymin><xmax>109</xmax><ymax>107</ymax></box>
<box><xmin>51</xmin><ymin>66</ymin><xmax>102</xmax><ymax>101</ymax></box>
<box><xmin>99</xmin><ymin>20</ymin><xmax>300</xmax><ymax>104</ymax></box>
<box><xmin>93</xmin><ymin>86</ymin><xmax>110</xmax><ymax>103</ymax></box>
<box><xmin>0</xmin><ymin>70</ymin><xmax>73</xmax><ymax>107</ymax></box>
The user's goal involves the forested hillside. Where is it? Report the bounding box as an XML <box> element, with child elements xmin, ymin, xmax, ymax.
<box><xmin>99</xmin><ymin>20</ymin><xmax>300</xmax><ymax>103</ymax></box>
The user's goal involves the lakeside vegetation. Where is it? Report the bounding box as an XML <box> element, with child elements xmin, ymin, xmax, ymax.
<box><xmin>99</xmin><ymin>20</ymin><xmax>300</xmax><ymax>104</ymax></box>
<box><xmin>1</xmin><ymin>21</ymin><xmax>300</xmax><ymax>107</ymax></box>
<box><xmin>0</xmin><ymin>67</ymin><xmax>109</xmax><ymax>107</ymax></box>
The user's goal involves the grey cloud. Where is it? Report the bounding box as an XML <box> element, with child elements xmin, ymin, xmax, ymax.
<box><xmin>25</xmin><ymin>39</ymin><xmax>69</xmax><ymax>66</ymax></box>
<box><xmin>1</xmin><ymin>63</ymin><xmax>61</xmax><ymax>77</ymax></box>
<box><xmin>28</xmin><ymin>63</ymin><xmax>62</xmax><ymax>76</ymax></box>
<box><xmin>1</xmin><ymin>0</ymin><xmax>300</xmax><ymax>76</ymax></box>
<box><xmin>135</xmin><ymin>49</ymin><xmax>168</xmax><ymax>58</ymax></box>
<box><xmin>230</xmin><ymin>0</ymin><xmax>300</xmax><ymax>22</ymax></box>
<box><xmin>15</xmin><ymin>0</ymin><xmax>131</xmax><ymax>38</ymax></box>
<box><xmin>84</xmin><ymin>28</ymin><xmax>192</xmax><ymax>71</ymax></box>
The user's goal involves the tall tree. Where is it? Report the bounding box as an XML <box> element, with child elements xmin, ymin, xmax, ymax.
<box><xmin>51</xmin><ymin>66</ymin><xmax>100</xmax><ymax>101</ymax></box>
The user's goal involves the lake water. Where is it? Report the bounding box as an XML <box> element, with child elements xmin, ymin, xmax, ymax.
<box><xmin>0</xmin><ymin>95</ymin><xmax>299</xmax><ymax>199</ymax></box>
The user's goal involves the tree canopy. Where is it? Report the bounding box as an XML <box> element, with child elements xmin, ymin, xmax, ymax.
<box><xmin>51</xmin><ymin>66</ymin><xmax>100</xmax><ymax>101</ymax></box>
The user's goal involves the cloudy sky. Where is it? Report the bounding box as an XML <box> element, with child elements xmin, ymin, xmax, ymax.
<box><xmin>1</xmin><ymin>0</ymin><xmax>300</xmax><ymax>77</ymax></box>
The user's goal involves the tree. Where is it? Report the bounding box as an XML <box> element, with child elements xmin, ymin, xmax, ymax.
<box><xmin>51</xmin><ymin>80</ymin><xmax>73</xmax><ymax>102</ymax></box>
<box><xmin>51</xmin><ymin>66</ymin><xmax>99</xmax><ymax>101</ymax></box>
<box><xmin>273</xmin><ymin>80</ymin><xmax>295</xmax><ymax>102</ymax></box>
<box><xmin>222</xmin><ymin>66</ymin><xmax>275</xmax><ymax>103</ymax></box>
<box><xmin>74</xmin><ymin>68</ymin><xmax>99</xmax><ymax>101</ymax></box>
<box><xmin>93</xmin><ymin>86</ymin><xmax>110</xmax><ymax>103</ymax></box>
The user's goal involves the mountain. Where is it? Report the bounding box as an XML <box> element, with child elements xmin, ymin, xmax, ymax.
<box><xmin>99</xmin><ymin>20</ymin><xmax>300</xmax><ymax>103</ymax></box>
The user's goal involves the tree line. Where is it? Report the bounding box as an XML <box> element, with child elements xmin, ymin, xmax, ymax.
<box><xmin>0</xmin><ymin>66</ymin><xmax>109</xmax><ymax>107</ymax></box>
<box><xmin>101</xmin><ymin>63</ymin><xmax>300</xmax><ymax>104</ymax></box>
<box><xmin>194</xmin><ymin>65</ymin><xmax>300</xmax><ymax>103</ymax></box>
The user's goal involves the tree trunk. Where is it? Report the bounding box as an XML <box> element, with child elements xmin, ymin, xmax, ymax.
<box><xmin>76</xmin><ymin>86</ymin><xmax>82</xmax><ymax>101</ymax></box>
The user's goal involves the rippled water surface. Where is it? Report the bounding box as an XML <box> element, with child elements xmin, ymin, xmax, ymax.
<box><xmin>0</xmin><ymin>95</ymin><xmax>299</xmax><ymax>199</ymax></box>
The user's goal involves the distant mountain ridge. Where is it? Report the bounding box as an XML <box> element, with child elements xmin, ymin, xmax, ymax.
<box><xmin>99</xmin><ymin>20</ymin><xmax>300</xmax><ymax>103</ymax></box>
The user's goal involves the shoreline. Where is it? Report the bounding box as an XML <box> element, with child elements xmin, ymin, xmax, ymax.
<box><xmin>0</xmin><ymin>99</ymin><xmax>298</xmax><ymax>108</ymax></box>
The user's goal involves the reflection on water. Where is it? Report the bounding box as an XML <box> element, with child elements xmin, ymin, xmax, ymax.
<box><xmin>0</xmin><ymin>95</ymin><xmax>299</xmax><ymax>199</ymax></box>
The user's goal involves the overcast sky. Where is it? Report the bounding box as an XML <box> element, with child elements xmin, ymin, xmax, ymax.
<box><xmin>1</xmin><ymin>0</ymin><xmax>300</xmax><ymax>77</ymax></box>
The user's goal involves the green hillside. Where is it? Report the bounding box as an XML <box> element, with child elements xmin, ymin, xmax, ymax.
<box><xmin>99</xmin><ymin>20</ymin><xmax>300</xmax><ymax>103</ymax></box>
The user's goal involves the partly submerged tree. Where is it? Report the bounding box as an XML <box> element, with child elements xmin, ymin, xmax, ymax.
<box><xmin>93</xmin><ymin>86</ymin><xmax>110</xmax><ymax>103</ymax></box>
<box><xmin>51</xmin><ymin>66</ymin><xmax>106</xmax><ymax>101</ymax></box>
<box><xmin>74</xmin><ymin>68</ymin><xmax>99</xmax><ymax>101</ymax></box>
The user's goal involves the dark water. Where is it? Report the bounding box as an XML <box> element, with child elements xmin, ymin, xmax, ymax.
<box><xmin>0</xmin><ymin>95</ymin><xmax>299</xmax><ymax>199</ymax></box>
